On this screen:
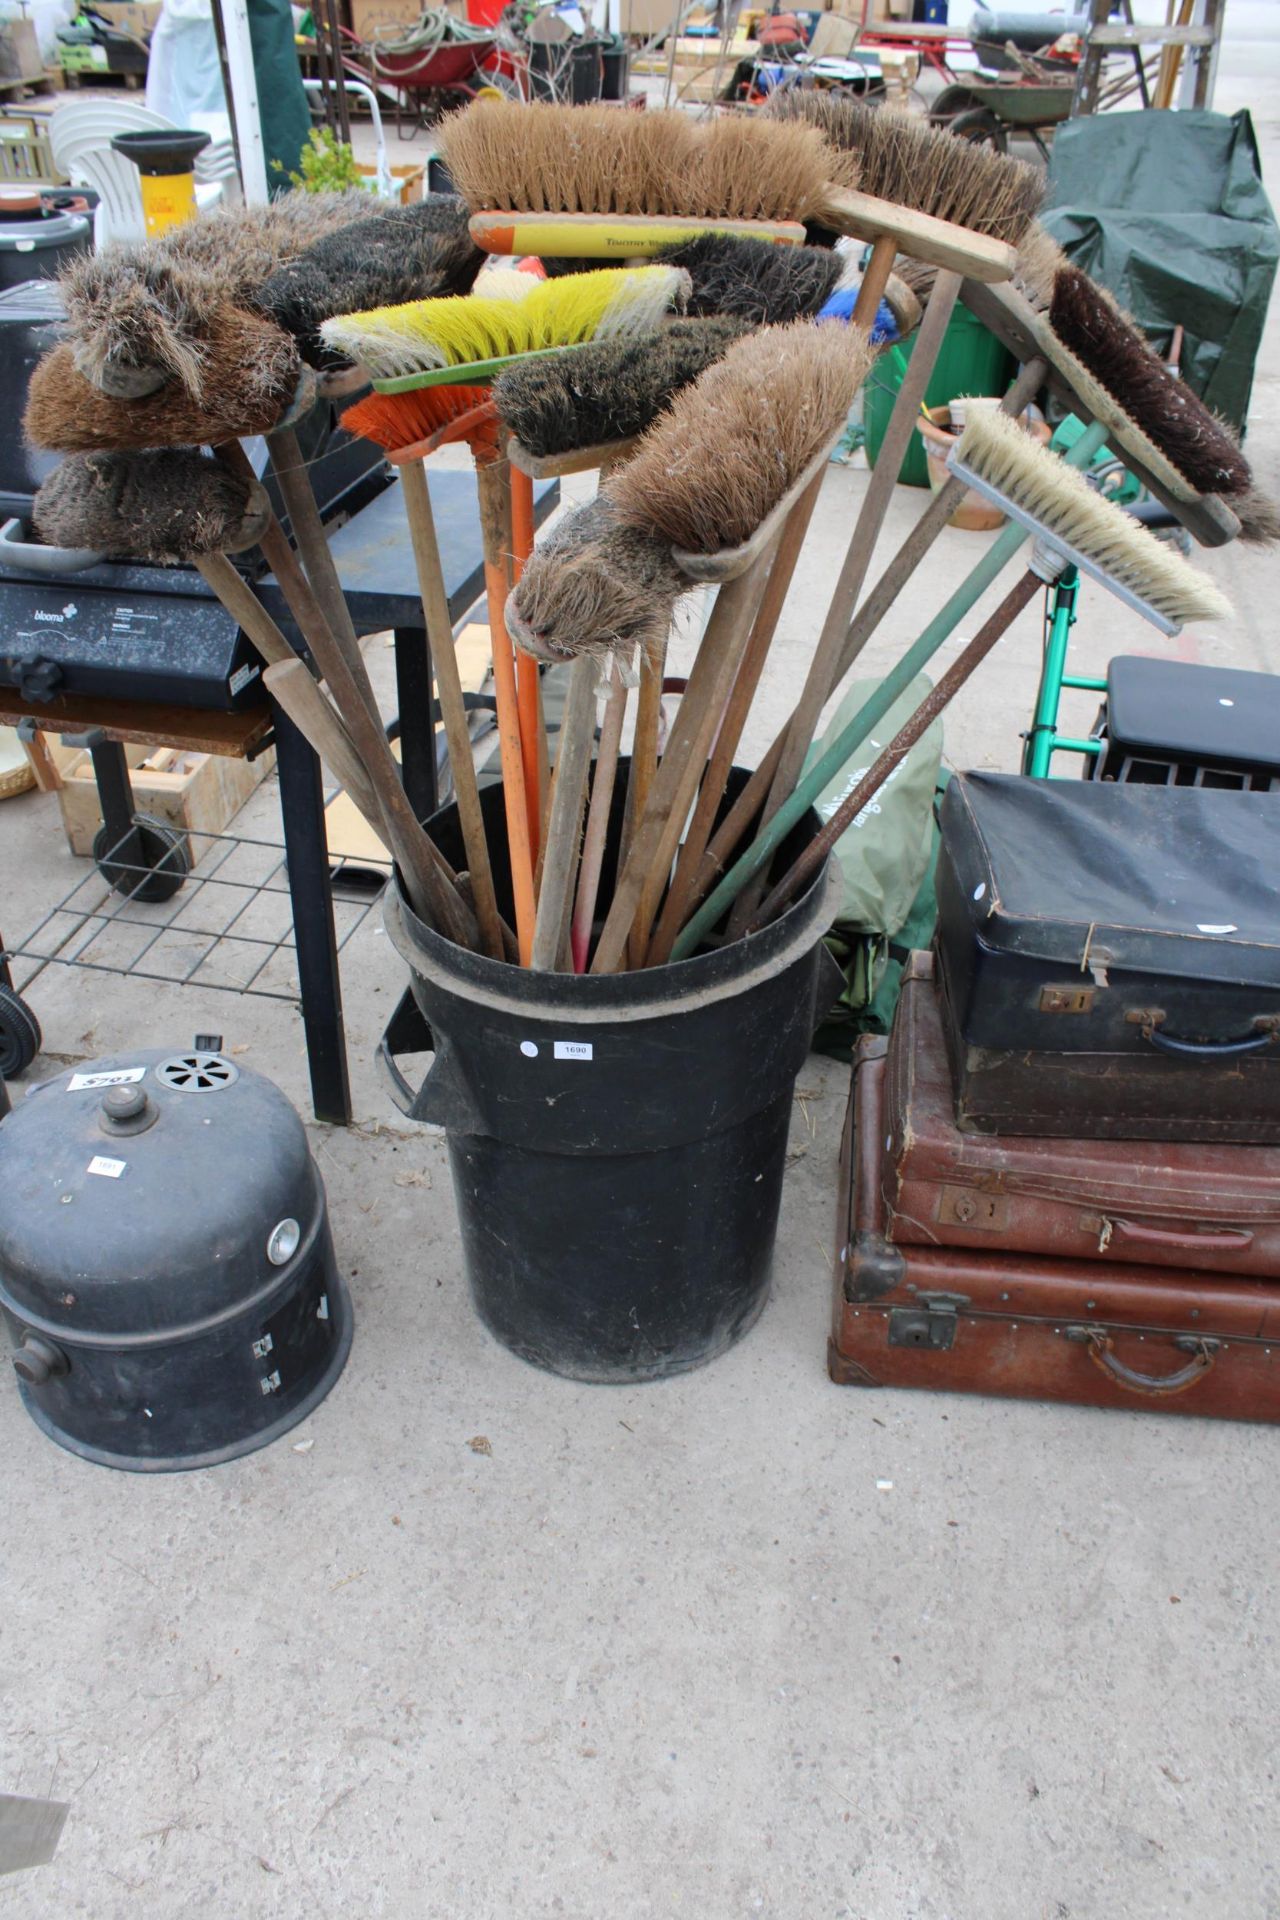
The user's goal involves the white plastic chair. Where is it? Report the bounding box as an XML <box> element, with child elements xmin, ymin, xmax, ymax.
<box><xmin>301</xmin><ymin>78</ymin><xmax>395</xmax><ymax>200</ymax></box>
<box><xmin>49</xmin><ymin>99</ymin><xmax>234</xmax><ymax>245</ymax></box>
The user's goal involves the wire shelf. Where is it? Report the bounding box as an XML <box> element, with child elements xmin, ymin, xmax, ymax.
<box><xmin>7</xmin><ymin>816</ymin><xmax>390</xmax><ymax>1006</ymax></box>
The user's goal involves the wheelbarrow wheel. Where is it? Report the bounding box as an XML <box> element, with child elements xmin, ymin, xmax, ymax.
<box><xmin>949</xmin><ymin>107</ymin><xmax>1008</xmax><ymax>153</ymax></box>
<box><xmin>92</xmin><ymin>813</ymin><xmax>190</xmax><ymax>904</ymax></box>
<box><xmin>0</xmin><ymin>983</ymin><xmax>41</xmax><ymax>1078</ymax></box>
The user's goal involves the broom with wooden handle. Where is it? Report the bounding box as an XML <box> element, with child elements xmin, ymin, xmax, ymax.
<box><xmin>672</xmin><ymin>413</ymin><xmax>1231</xmax><ymax>960</ymax></box>
<box><xmin>31</xmin><ymin>449</ymin><xmax>478</xmax><ymax>950</ymax></box>
<box><xmin>747</xmin><ymin>408</ymin><xmax>1233</xmax><ymax>930</ymax></box>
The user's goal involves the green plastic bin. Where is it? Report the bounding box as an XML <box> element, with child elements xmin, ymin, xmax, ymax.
<box><xmin>864</xmin><ymin>304</ymin><xmax>1014</xmax><ymax>488</ymax></box>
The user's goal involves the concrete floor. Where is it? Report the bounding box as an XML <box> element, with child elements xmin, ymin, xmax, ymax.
<box><xmin>3</xmin><ymin>15</ymin><xmax>1280</xmax><ymax>1917</ymax></box>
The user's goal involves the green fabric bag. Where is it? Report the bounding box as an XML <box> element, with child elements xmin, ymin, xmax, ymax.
<box><xmin>1041</xmin><ymin>109</ymin><xmax>1280</xmax><ymax>432</ymax></box>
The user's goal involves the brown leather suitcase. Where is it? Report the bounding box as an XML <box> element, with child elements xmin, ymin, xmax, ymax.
<box><xmin>830</xmin><ymin>1034</ymin><xmax>1280</xmax><ymax>1423</ymax></box>
<box><xmin>885</xmin><ymin>952</ymin><xmax>1280</xmax><ymax>1279</ymax></box>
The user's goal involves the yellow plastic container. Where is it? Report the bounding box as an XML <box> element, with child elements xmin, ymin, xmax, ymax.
<box><xmin>110</xmin><ymin>130</ymin><xmax>210</xmax><ymax>236</ymax></box>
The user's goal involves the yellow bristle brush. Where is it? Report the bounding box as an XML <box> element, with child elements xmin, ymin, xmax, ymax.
<box><xmin>320</xmin><ymin>266</ymin><xmax>688</xmax><ymax>391</ymax></box>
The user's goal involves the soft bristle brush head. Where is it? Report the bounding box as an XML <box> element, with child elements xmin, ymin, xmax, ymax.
<box><xmin>505</xmin><ymin>494</ymin><xmax>687</xmax><ymax>664</ymax></box>
<box><xmin>320</xmin><ymin>265</ymin><xmax>688</xmax><ymax>383</ymax></box>
<box><xmin>768</xmin><ymin>94</ymin><xmax>1044</xmax><ymax>245</ymax></box>
<box><xmin>339</xmin><ymin>382</ymin><xmax>491</xmax><ymax>456</ymax></box>
<box><xmin>57</xmin><ymin>192</ymin><xmax>371</xmax><ymax>399</ymax></box>
<box><xmin>437</xmin><ymin>99</ymin><xmax>857</xmax><ymax>225</ymax></box>
<box><xmin>34</xmin><ymin>450</ymin><xmax>269</xmax><ymax>564</ymax></box>
<box><xmin>608</xmin><ymin>319</ymin><xmax>874</xmax><ymax>555</ymax></box>
<box><xmin>654</xmin><ymin>231</ymin><xmax>841</xmax><ymax>326</ymax></box>
<box><xmin>1011</xmin><ymin>220</ymin><xmax>1067</xmax><ymax>311</ymax></box>
<box><xmin>492</xmin><ymin>315</ymin><xmax>748</xmax><ymax>459</ymax></box>
<box><xmin>951</xmin><ymin>408</ymin><xmax>1232</xmax><ymax>631</ymax></box>
<box><xmin>256</xmin><ymin>197</ymin><xmax>484</xmax><ymax>368</ymax></box>
<box><xmin>1235</xmin><ymin>484</ymin><xmax>1280</xmax><ymax>546</ymax></box>
<box><xmin>1050</xmin><ymin>267</ymin><xmax>1252</xmax><ymax>498</ymax></box>
<box><xmin>24</xmin><ymin>308</ymin><xmax>303</xmax><ymax>452</ymax></box>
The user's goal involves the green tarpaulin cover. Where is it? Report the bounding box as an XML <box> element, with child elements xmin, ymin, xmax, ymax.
<box><xmin>248</xmin><ymin>0</ymin><xmax>311</xmax><ymax>194</ymax></box>
<box><xmin>1042</xmin><ymin>109</ymin><xmax>1279</xmax><ymax>432</ymax></box>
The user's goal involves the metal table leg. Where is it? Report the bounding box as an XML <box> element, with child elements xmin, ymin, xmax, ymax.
<box><xmin>271</xmin><ymin>700</ymin><xmax>352</xmax><ymax>1126</ymax></box>
<box><xmin>393</xmin><ymin>624</ymin><xmax>438</xmax><ymax>826</ymax></box>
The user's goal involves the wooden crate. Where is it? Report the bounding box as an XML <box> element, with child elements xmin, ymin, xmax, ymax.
<box><xmin>42</xmin><ymin>739</ymin><xmax>276</xmax><ymax>863</ymax></box>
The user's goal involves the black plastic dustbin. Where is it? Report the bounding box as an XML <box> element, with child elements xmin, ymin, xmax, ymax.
<box><xmin>381</xmin><ymin>770</ymin><xmax>839</xmax><ymax>1384</ymax></box>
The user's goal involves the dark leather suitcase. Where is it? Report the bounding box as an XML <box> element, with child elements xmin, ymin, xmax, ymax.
<box><xmin>885</xmin><ymin>952</ymin><xmax>1280</xmax><ymax>1278</ymax></box>
<box><xmin>934</xmin><ymin>772</ymin><xmax>1280</xmax><ymax>1141</ymax></box>
<box><xmin>829</xmin><ymin>1033</ymin><xmax>1280</xmax><ymax>1423</ymax></box>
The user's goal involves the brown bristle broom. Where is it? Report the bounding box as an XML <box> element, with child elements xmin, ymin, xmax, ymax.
<box><xmin>585</xmin><ymin>320</ymin><xmax>874</xmax><ymax>974</ymax></box>
<box><xmin>32</xmin><ymin>451</ymin><xmax>477</xmax><ymax>950</ymax></box>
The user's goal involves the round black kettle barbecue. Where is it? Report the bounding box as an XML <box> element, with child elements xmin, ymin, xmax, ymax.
<box><xmin>0</xmin><ymin>1045</ymin><xmax>352</xmax><ymax>1471</ymax></box>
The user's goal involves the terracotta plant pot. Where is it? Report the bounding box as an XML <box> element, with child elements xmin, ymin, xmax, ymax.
<box><xmin>916</xmin><ymin>403</ymin><xmax>1051</xmax><ymax>532</ymax></box>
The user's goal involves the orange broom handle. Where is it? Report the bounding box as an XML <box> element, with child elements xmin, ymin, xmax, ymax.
<box><xmin>509</xmin><ymin>464</ymin><xmax>544</xmax><ymax>857</ymax></box>
<box><xmin>475</xmin><ymin>455</ymin><xmax>536</xmax><ymax>965</ymax></box>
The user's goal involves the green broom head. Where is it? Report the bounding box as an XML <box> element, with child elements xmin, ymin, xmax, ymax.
<box><xmin>34</xmin><ymin>449</ymin><xmax>271</xmax><ymax>564</ymax></box>
<box><xmin>493</xmin><ymin>315</ymin><xmax>748</xmax><ymax>459</ymax></box>
<box><xmin>319</xmin><ymin>265</ymin><xmax>690</xmax><ymax>388</ymax></box>
<box><xmin>1051</xmin><ymin>266</ymin><xmax>1252</xmax><ymax>498</ymax></box>
<box><xmin>56</xmin><ymin>190</ymin><xmax>371</xmax><ymax>401</ymax></box>
<box><xmin>768</xmin><ymin>93</ymin><xmax>1044</xmax><ymax>246</ymax></box>
<box><xmin>950</xmin><ymin>408</ymin><xmax>1232</xmax><ymax>633</ymax></box>
<box><xmin>24</xmin><ymin>307</ymin><xmax>304</xmax><ymax>453</ymax></box>
<box><xmin>505</xmin><ymin>494</ymin><xmax>687</xmax><ymax>665</ymax></box>
<box><xmin>437</xmin><ymin>99</ymin><xmax>858</xmax><ymax>224</ymax></box>
<box><xmin>257</xmin><ymin>196</ymin><xmax>485</xmax><ymax>369</ymax></box>
<box><xmin>607</xmin><ymin>319</ymin><xmax>874</xmax><ymax>556</ymax></box>
<box><xmin>653</xmin><ymin>231</ymin><xmax>842</xmax><ymax>326</ymax></box>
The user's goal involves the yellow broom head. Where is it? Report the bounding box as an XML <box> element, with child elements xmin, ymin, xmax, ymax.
<box><xmin>607</xmin><ymin>320</ymin><xmax>874</xmax><ymax>555</ymax></box>
<box><xmin>320</xmin><ymin>265</ymin><xmax>688</xmax><ymax>382</ymax></box>
<box><xmin>340</xmin><ymin>383</ymin><xmax>492</xmax><ymax>457</ymax></box>
<box><xmin>953</xmin><ymin>408</ymin><xmax>1232</xmax><ymax>630</ymax></box>
<box><xmin>437</xmin><ymin>100</ymin><xmax>856</xmax><ymax>225</ymax></box>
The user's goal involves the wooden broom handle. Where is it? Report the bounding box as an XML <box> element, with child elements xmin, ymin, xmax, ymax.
<box><xmin>475</xmin><ymin>454</ymin><xmax>537</xmax><ymax>965</ymax></box>
<box><xmin>571</xmin><ymin>658</ymin><xmax>627</xmax><ymax>973</ymax></box>
<box><xmin>530</xmin><ymin>654</ymin><xmax>598</xmax><ymax>971</ymax></box>
<box><xmin>262</xmin><ymin>657</ymin><xmax>385</xmax><ymax>839</ymax></box>
<box><xmin>399</xmin><ymin>457</ymin><xmax>506</xmax><ymax>962</ymax></box>
<box><xmin>748</xmin><ymin>567</ymin><xmax>1042</xmax><ymax>930</ymax></box>
<box><xmin>509</xmin><ymin>462</ymin><xmax>545</xmax><ymax>856</ymax></box>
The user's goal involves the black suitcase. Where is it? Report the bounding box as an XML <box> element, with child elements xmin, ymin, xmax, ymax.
<box><xmin>934</xmin><ymin>772</ymin><xmax>1280</xmax><ymax>1141</ymax></box>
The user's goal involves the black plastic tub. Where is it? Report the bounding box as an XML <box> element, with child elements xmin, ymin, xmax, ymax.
<box><xmin>381</xmin><ymin>768</ymin><xmax>839</xmax><ymax>1383</ymax></box>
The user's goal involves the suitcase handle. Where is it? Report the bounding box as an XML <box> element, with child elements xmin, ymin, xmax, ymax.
<box><xmin>1106</xmin><ymin>1217</ymin><xmax>1254</xmax><ymax>1256</ymax></box>
<box><xmin>1066</xmin><ymin>1327</ymin><xmax>1220</xmax><ymax>1397</ymax></box>
<box><xmin>1143</xmin><ymin>1024</ymin><xmax>1276</xmax><ymax>1060</ymax></box>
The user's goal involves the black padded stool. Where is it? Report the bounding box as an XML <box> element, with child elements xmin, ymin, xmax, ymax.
<box><xmin>1088</xmin><ymin>656</ymin><xmax>1280</xmax><ymax>790</ymax></box>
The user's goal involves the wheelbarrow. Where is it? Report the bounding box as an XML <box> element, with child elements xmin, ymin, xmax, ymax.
<box><xmin>367</xmin><ymin>34</ymin><xmax>508</xmax><ymax>138</ymax></box>
<box><xmin>930</xmin><ymin>75</ymin><xmax>1074</xmax><ymax>161</ymax></box>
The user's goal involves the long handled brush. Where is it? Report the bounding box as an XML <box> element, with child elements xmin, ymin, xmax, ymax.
<box><xmin>653</xmin><ymin>232</ymin><xmax>844</xmax><ymax>325</ymax></box>
<box><xmin>32</xmin><ymin>450</ymin><xmax>477</xmax><ymax>949</ymax></box>
<box><xmin>673</xmin><ymin>413</ymin><xmax>1229</xmax><ymax>960</ymax></box>
<box><xmin>748</xmin><ymin>407</ymin><xmax>1232</xmax><ymax>929</ymax></box>
<box><xmin>340</xmin><ymin>381</ymin><xmax>511</xmax><ymax>962</ymax></box>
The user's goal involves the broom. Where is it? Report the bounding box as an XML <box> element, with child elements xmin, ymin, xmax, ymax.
<box><xmin>672</xmin><ymin>412</ymin><xmax>1230</xmax><ymax>960</ymax></box>
<box><xmin>436</xmin><ymin>99</ymin><xmax>1020</xmax><ymax>307</ymax></box>
<box><xmin>32</xmin><ymin>451</ymin><xmax>477</xmax><ymax>950</ymax></box>
<box><xmin>653</xmin><ymin>231</ymin><xmax>843</xmax><ymax>325</ymax></box>
<box><xmin>746</xmin><ymin>406</ymin><xmax>1233</xmax><ymax>930</ymax></box>
<box><xmin>340</xmin><ymin>382</ymin><xmax>510</xmax><ymax>962</ymax></box>
<box><xmin>586</xmin><ymin>321</ymin><xmax>874</xmax><ymax>974</ymax></box>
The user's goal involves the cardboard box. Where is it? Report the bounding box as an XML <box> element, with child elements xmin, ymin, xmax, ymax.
<box><xmin>347</xmin><ymin>0</ymin><xmax>426</xmax><ymax>43</ymax></box>
<box><xmin>90</xmin><ymin>2</ymin><xmax>162</xmax><ymax>38</ymax></box>
<box><xmin>48</xmin><ymin>740</ymin><xmax>276</xmax><ymax>865</ymax></box>
<box><xmin>0</xmin><ymin>19</ymin><xmax>45</xmax><ymax>83</ymax></box>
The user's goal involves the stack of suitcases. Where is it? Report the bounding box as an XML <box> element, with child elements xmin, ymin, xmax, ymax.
<box><xmin>831</xmin><ymin>771</ymin><xmax>1280</xmax><ymax>1422</ymax></box>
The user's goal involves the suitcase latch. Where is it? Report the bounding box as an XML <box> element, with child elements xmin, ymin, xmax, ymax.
<box><xmin>888</xmin><ymin>1293</ymin><xmax>967</xmax><ymax>1351</ymax></box>
<box><xmin>1040</xmin><ymin>985</ymin><xmax>1096</xmax><ymax>1014</ymax></box>
<box><xmin>939</xmin><ymin>1185</ymin><xmax>1008</xmax><ymax>1231</ymax></box>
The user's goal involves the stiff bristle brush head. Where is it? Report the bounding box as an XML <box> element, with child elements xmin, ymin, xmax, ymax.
<box><xmin>339</xmin><ymin>382</ymin><xmax>492</xmax><ymax>459</ymax></box>
<box><xmin>769</xmin><ymin>95</ymin><xmax>1044</xmax><ymax>246</ymax></box>
<box><xmin>1012</xmin><ymin>220</ymin><xmax>1067</xmax><ymax>311</ymax></box>
<box><xmin>505</xmin><ymin>494</ymin><xmax>686</xmax><ymax>665</ymax></box>
<box><xmin>1051</xmin><ymin>266</ymin><xmax>1252</xmax><ymax>498</ymax></box>
<box><xmin>256</xmin><ymin>197</ymin><xmax>484</xmax><ymax>369</ymax></box>
<box><xmin>320</xmin><ymin>265</ymin><xmax>688</xmax><ymax>386</ymax></box>
<box><xmin>34</xmin><ymin>449</ymin><xmax>270</xmax><ymax>564</ymax></box>
<box><xmin>1235</xmin><ymin>484</ymin><xmax>1280</xmax><ymax>546</ymax></box>
<box><xmin>608</xmin><ymin>320</ymin><xmax>874</xmax><ymax>555</ymax></box>
<box><xmin>25</xmin><ymin>308</ymin><xmax>303</xmax><ymax>453</ymax></box>
<box><xmin>57</xmin><ymin>191</ymin><xmax>370</xmax><ymax>400</ymax></box>
<box><xmin>654</xmin><ymin>231</ymin><xmax>841</xmax><ymax>326</ymax></box>
<box><xmin>437</xmin><ymin>99</ymin><xmax>857</xmax><ymax>224</ymax></box>
<box><xmin>952</xmin><ymin>407</ymin><xmax>1232</xmax><ymax>631</ymax></box>
<box><xmin>492</xmin><ymin>315</ymin><xmax>747</xmax><ymax>459</ymax></box>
